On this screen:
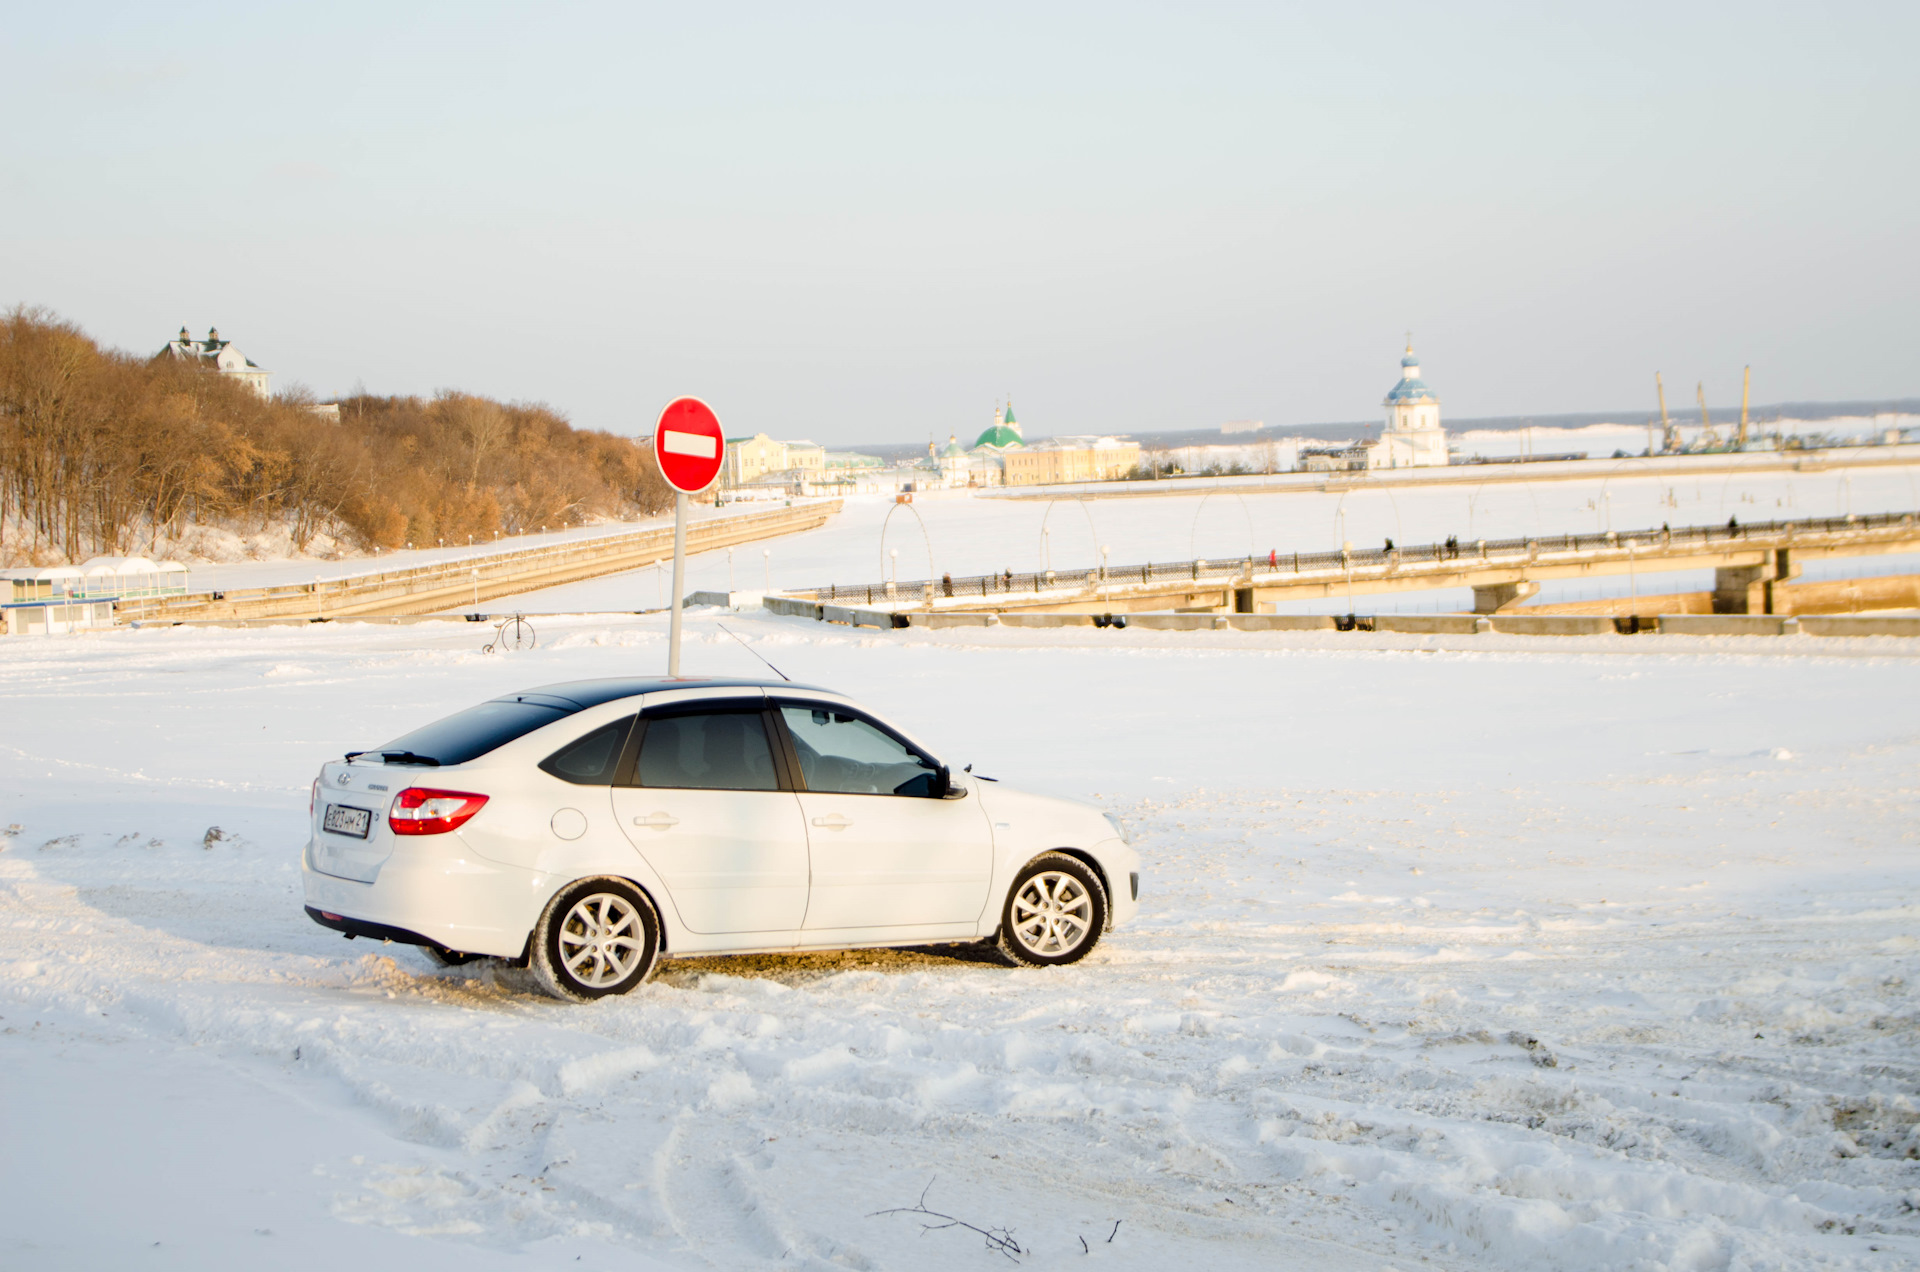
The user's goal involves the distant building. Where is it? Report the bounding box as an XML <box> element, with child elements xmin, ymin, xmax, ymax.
<box><xmin>1297</xmin><ymin>443</ymin><xmax>1372</xmax><ymax>473</ymax></box>
<box><xmin>957</xmin><ymin>402</ymin><xmax>1023</xmax><ymax>486</ymax></box>
<box><xmin>922</xmin><ymin>401</ymin><xmax>1141</xmax><ymax>488</ymax></box>
<box><xmin>935</xmin><ymin>435</ymin><xmax>972</xmax><ymax>488</ymax></box>
<box><xmin>723</xmin><ymin>434</ymin><xmax>827</xmax><ymax>487</ymax></box>
<box><xmin>1298</xmin><ymin>342</ymin><xmax>1452</xmax><ymax>473</ymax></box>
<box><xmin>1003</xmin><ymin>436</ymin><xmax>1140</xmax><ymax>485</ymax></box>
<box><xmin>159</xmin><ymin>326</ymin><xmax>272</xmax><ymax>398</ymax></box>
<box><xmin>1372</xmin><ymin>342</ymin><xmax>1449</xmax><ymax>469</ymax></box>
<box><xmin>974</xmin><ymin>401</ymin><xmax>1025</xmax><ymax>451</ymax></box>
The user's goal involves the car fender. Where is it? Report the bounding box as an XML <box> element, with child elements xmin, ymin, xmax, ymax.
<box><xmin>973</xmin><ymin>783</ymin><xmax>1136</xmax><ymax>930</ymax></box>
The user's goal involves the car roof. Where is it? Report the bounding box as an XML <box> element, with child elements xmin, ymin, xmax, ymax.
<box><xmin>505</xmin><ymin>677</ymin><xmax>841</xmax><ymax>710</ymax></box>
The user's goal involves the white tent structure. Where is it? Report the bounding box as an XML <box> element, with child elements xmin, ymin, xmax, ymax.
<box><xmin>76</xmin><ymin>557</ymin><xmax>190</xmax><ymax>597</ymax></box>
<box><xmin>3</xmin><ymin>558</ymin><xmax>190</xmax><ymax>635</ymax></box>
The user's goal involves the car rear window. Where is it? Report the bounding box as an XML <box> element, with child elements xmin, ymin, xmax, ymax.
<box><xmin>375</xmin><ymin>699</ymin><xmax>575</xmax><ymax>766</ymax></box>
<box><xmin>540</xmin><ymin>717</ymin><xmax>635</xmax><ymax>785</ymax></box>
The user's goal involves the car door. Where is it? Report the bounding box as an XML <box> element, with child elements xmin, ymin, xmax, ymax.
<box><xmin>611</xmin><ymin>700</ymin><xmax>810</xmax><ymax>935</ymax></box>
<box><xmin>774</xmin><ymin>702</ymin><xmax>993</xmax><ymax>935</ymax></box>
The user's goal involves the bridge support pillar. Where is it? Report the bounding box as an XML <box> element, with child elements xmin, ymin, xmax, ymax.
<box><xmin>1715</xmin><ymin>551</ymin><xmax>1803</xmax><ymax>613</ymax></box>
<box><xmin>1714</xmin><ymin>566</ymin><xmax>1767</xmax><ymax>613</ymax></box>
<box><xmin>1472</xmin><ymin>580</ymin><xmax>1539</xmax><ymax>613</ymax></box>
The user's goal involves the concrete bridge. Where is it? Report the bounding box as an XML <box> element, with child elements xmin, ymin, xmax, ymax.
<box><xmin>790</xmin><ymin>510</ymin><xmax>1920</xmax><ymax>617</ymax></box>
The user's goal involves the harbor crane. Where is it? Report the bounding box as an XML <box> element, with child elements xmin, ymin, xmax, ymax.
<box><xmin>1697</xmin><ymin>382</ymin><xmax>1721</xmax><ymax>448</ymax></box>
<box><xmin>1655</xmin><ymin>372</ymin><xmax>1681</xmax><ymax>453</ymax></box>
<box><xmin>1738</xmin><ymin>365</ymin><xmax>1752</xmax><ymax>449</ymax></box>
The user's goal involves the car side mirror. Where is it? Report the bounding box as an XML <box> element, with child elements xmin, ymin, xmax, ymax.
<box><xmin>935</xmin><ymin>764</ymin><xmax>967</xmax><ymax>799</ymax></box>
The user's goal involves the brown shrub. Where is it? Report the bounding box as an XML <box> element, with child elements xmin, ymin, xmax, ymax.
<box><xmin>0</xmin><ymin>307</ymin><xmax>675</xmax><ymax>563</ymax></box>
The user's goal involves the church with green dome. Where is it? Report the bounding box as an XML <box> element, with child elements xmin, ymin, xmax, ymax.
<box><xmin>926</xmin><ymin>399</ymin><xmax>1138</xmax><ymax>488</ymax></box>
<box><xmin>973</xmin><ymin>401</ymin><xmax>1026</xmax><ymax>451</ymax></box>
<box><xmin>930</xmin><ymin>401</ymin><xmax>1028</xmax><ymax>487</ymax></box>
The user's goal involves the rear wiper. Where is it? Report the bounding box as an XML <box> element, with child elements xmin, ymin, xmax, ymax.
<box><xmin>342</xmin><ymin>749</ymin><xmax>442</xmax><ymax>766</ymax></box>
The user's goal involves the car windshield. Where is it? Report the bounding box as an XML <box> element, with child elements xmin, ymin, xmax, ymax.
<box><xmin>373</xmin><ymin>699</ymin><xmax>574</xmax><ymax>766</ymax></box>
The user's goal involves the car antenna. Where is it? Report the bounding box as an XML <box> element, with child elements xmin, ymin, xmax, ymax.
<box><xmin>715</xmin><ymin>622</ymin><xmax>790</xmax><ymax>681</ymax></box>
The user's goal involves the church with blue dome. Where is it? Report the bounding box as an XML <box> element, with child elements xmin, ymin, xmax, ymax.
<box><xmin>1372</xmin><ymin>341</ymin><xmax>1450</xmax><ymax>469</ymax></box>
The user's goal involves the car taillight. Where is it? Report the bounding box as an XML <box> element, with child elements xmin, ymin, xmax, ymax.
<box><xmin>388</xmin><ymin>788</ymin><xmax>489</xmax><ymax>836</ymax></box>
<box><xmin>311</xmin><ymin>777</ymin><xmax>319</xmax><ymax>817</ymax></box>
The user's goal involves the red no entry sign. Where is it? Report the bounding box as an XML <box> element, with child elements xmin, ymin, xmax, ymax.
<box><xmin>653</xmin><ymin>397</ymin><xmax>724</xmax><ymax>494</ymax></box>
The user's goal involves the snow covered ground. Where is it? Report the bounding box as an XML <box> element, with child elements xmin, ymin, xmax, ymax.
<box><xmin>3</xmin><ymin>612</ymin><xmax>1917</xmax><ymax>1270</ymax></box>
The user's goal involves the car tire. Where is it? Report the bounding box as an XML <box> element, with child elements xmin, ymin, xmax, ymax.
<box><xmin>995</xmin><ymin>852</ymin><xmax>1107</xmax><ymax>968</ymax></box>
<box><xmin>530</xmin><ymin>878</ymin><xmax>661</xmax><ymax>1001</ymax></box>
<box><xmin>421</xmin><ymin>943</ymin><xmax>485</xmax><ymax>968</ymax></box>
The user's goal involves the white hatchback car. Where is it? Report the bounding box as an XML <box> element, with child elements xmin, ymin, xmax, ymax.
<box><xmin>303</xmin><ymin>677</ymin><xmax>1139</xmax><ymax>1000</ymax></box>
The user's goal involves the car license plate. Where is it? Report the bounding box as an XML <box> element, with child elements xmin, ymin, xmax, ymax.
<box><xmin>324</xmin><ymin>804</ymin><xmax>372</xmax><ymax>839</ymax></box>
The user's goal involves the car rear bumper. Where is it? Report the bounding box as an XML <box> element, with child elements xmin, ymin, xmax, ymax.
<box><xmin>304</xmin><ymin>905</ymin><xmax>444</xmax><ymax>948</ymax></box>
<box><xmin>301</xmin><ymin>836</ymin><xmax>543</xmax><ymax>959</ymax></box>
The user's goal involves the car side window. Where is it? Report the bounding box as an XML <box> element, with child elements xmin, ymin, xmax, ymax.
<box><xmin>778</xmin><ymin>705</ymin><xmax>940</xmax><ymax>797</ymax></box>
<box><xmin>635</xmin><ymin>710</ymin><xmax>779</xmax><ymax>791</ymax></box>
<box><xmin>539</xmin><ymin>717</ymin><xmax>634</xmax><ymax>785</ymax></box>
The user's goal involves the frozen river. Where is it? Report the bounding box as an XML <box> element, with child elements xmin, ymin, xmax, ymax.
<box><xmin>489</xmin><ymin>460</ymin><xmax>1920</xmax><ymax>615</ymax></box>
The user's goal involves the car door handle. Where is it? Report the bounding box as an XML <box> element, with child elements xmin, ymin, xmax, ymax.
<box><xmin>810</xmin><ymin>814</ymin><xmax>853</xmax><ymax>830</ymax></box>
<box><xmin>634</xmin><ymin>813</ymin><xmax>679</xmax><ymax>830</ymax></box>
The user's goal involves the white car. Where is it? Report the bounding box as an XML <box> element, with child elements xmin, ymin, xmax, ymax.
<box><xmin>303</xmin><ymin>677</ymin><xmax>1140</xmax><ymax>1000</ymax></box>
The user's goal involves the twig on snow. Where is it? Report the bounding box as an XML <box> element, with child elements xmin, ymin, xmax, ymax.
<box><xmin>870</xmin><ymin>1178</ymin><xmax>1025</xmax><ymax>1262</ymax></box>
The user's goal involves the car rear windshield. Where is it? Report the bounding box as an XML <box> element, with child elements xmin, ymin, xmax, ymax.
<box><xmin>373</xmin><ymin>699</ymin><xmax>576</xmax><ymax>766</ymax></box>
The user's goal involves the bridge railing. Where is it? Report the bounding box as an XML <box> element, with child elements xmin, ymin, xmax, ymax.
<box><xmin>801</xmin><ymin>510</ymin><xmax>1917</xmax><ymax>604</ymax></box>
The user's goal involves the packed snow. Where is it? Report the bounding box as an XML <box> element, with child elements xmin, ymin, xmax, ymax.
<box><xmin>3</xmin><ymin>609</ymin><xmax>1917</xmax><ymax>1270</ymax></box>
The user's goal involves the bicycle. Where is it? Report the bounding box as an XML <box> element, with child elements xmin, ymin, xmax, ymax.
<box><xmin>483</xmin><ymin>611</ymin><xmax>537</xmax><ymax>653</ymax></box>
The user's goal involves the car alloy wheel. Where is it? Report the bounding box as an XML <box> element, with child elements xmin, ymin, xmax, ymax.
<box><xmin>531</xmin><ymin>878</ymin><xmax>660</xmax><ymax>1000</ymax></box>
<box><xmin>997</xmin><ymin>853</ymin><xmax>1107</xmax><ymax>967</ymax></box>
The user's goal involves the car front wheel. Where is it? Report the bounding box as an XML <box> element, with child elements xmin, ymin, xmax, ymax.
<box><xmin>996</xmin><ymin>853</ymin><xmax>1107</xmax><ymax>967</ymax></box>
<box><xmin>531</xmin><ymin>878</ymin><xmax>661</xmax><ymax>1001</ymax></box>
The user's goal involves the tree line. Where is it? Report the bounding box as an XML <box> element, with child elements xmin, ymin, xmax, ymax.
<box><xmin>0</xmin><ymin>307</ymin><xmax>674</xmax><ymax>565</ymax></box>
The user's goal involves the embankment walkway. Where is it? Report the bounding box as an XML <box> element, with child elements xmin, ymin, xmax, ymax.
<box><xmin>115</xmin><ymin>501</ymin><xmax>841</xmax><ymax>624</ymax></box>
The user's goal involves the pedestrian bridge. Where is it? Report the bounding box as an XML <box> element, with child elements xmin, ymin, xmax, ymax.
<box><xmin>786</xmin><ymin>511</ymin><xmax>1920</xmax><ymax>617</ymax></box>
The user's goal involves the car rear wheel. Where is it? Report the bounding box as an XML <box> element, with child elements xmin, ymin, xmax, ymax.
<box><xmin>531</xmin><ymin>878</ymin><xmax>660</xmax><ymax>1001</ymax></box>
<box><xmin>996</xmin><ymin>853</ymin><xmax>1107</xmax><ymax>967</ymax></box>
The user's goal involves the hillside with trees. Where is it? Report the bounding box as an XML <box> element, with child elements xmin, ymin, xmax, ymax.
<box><xmin>0</xmin><ymin>307</ymin><xmax>673</xmax><ymax>566</ymax></box>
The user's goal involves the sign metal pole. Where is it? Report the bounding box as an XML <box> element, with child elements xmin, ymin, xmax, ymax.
<box><xmin>668</xmin><ymin>490</ymin><xmax>688</xmax><ymax>676</ymax></box>
<box><xmin>652</xmin><ymin>396</ymin><xmax>723</xmax><ymax>680</ymax></box>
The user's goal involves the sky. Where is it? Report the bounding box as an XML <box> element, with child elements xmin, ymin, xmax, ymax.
<box><xmin>3</xmin><ymin>2</ymin><xmax>1915</xmax><ymax>447</ymax></box>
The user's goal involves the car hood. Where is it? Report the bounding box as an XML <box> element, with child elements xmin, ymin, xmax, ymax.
<box><xmin>971</xmin><ymin>780</ymin><xmax>1115</xmax><ymax>847</ymax></box>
